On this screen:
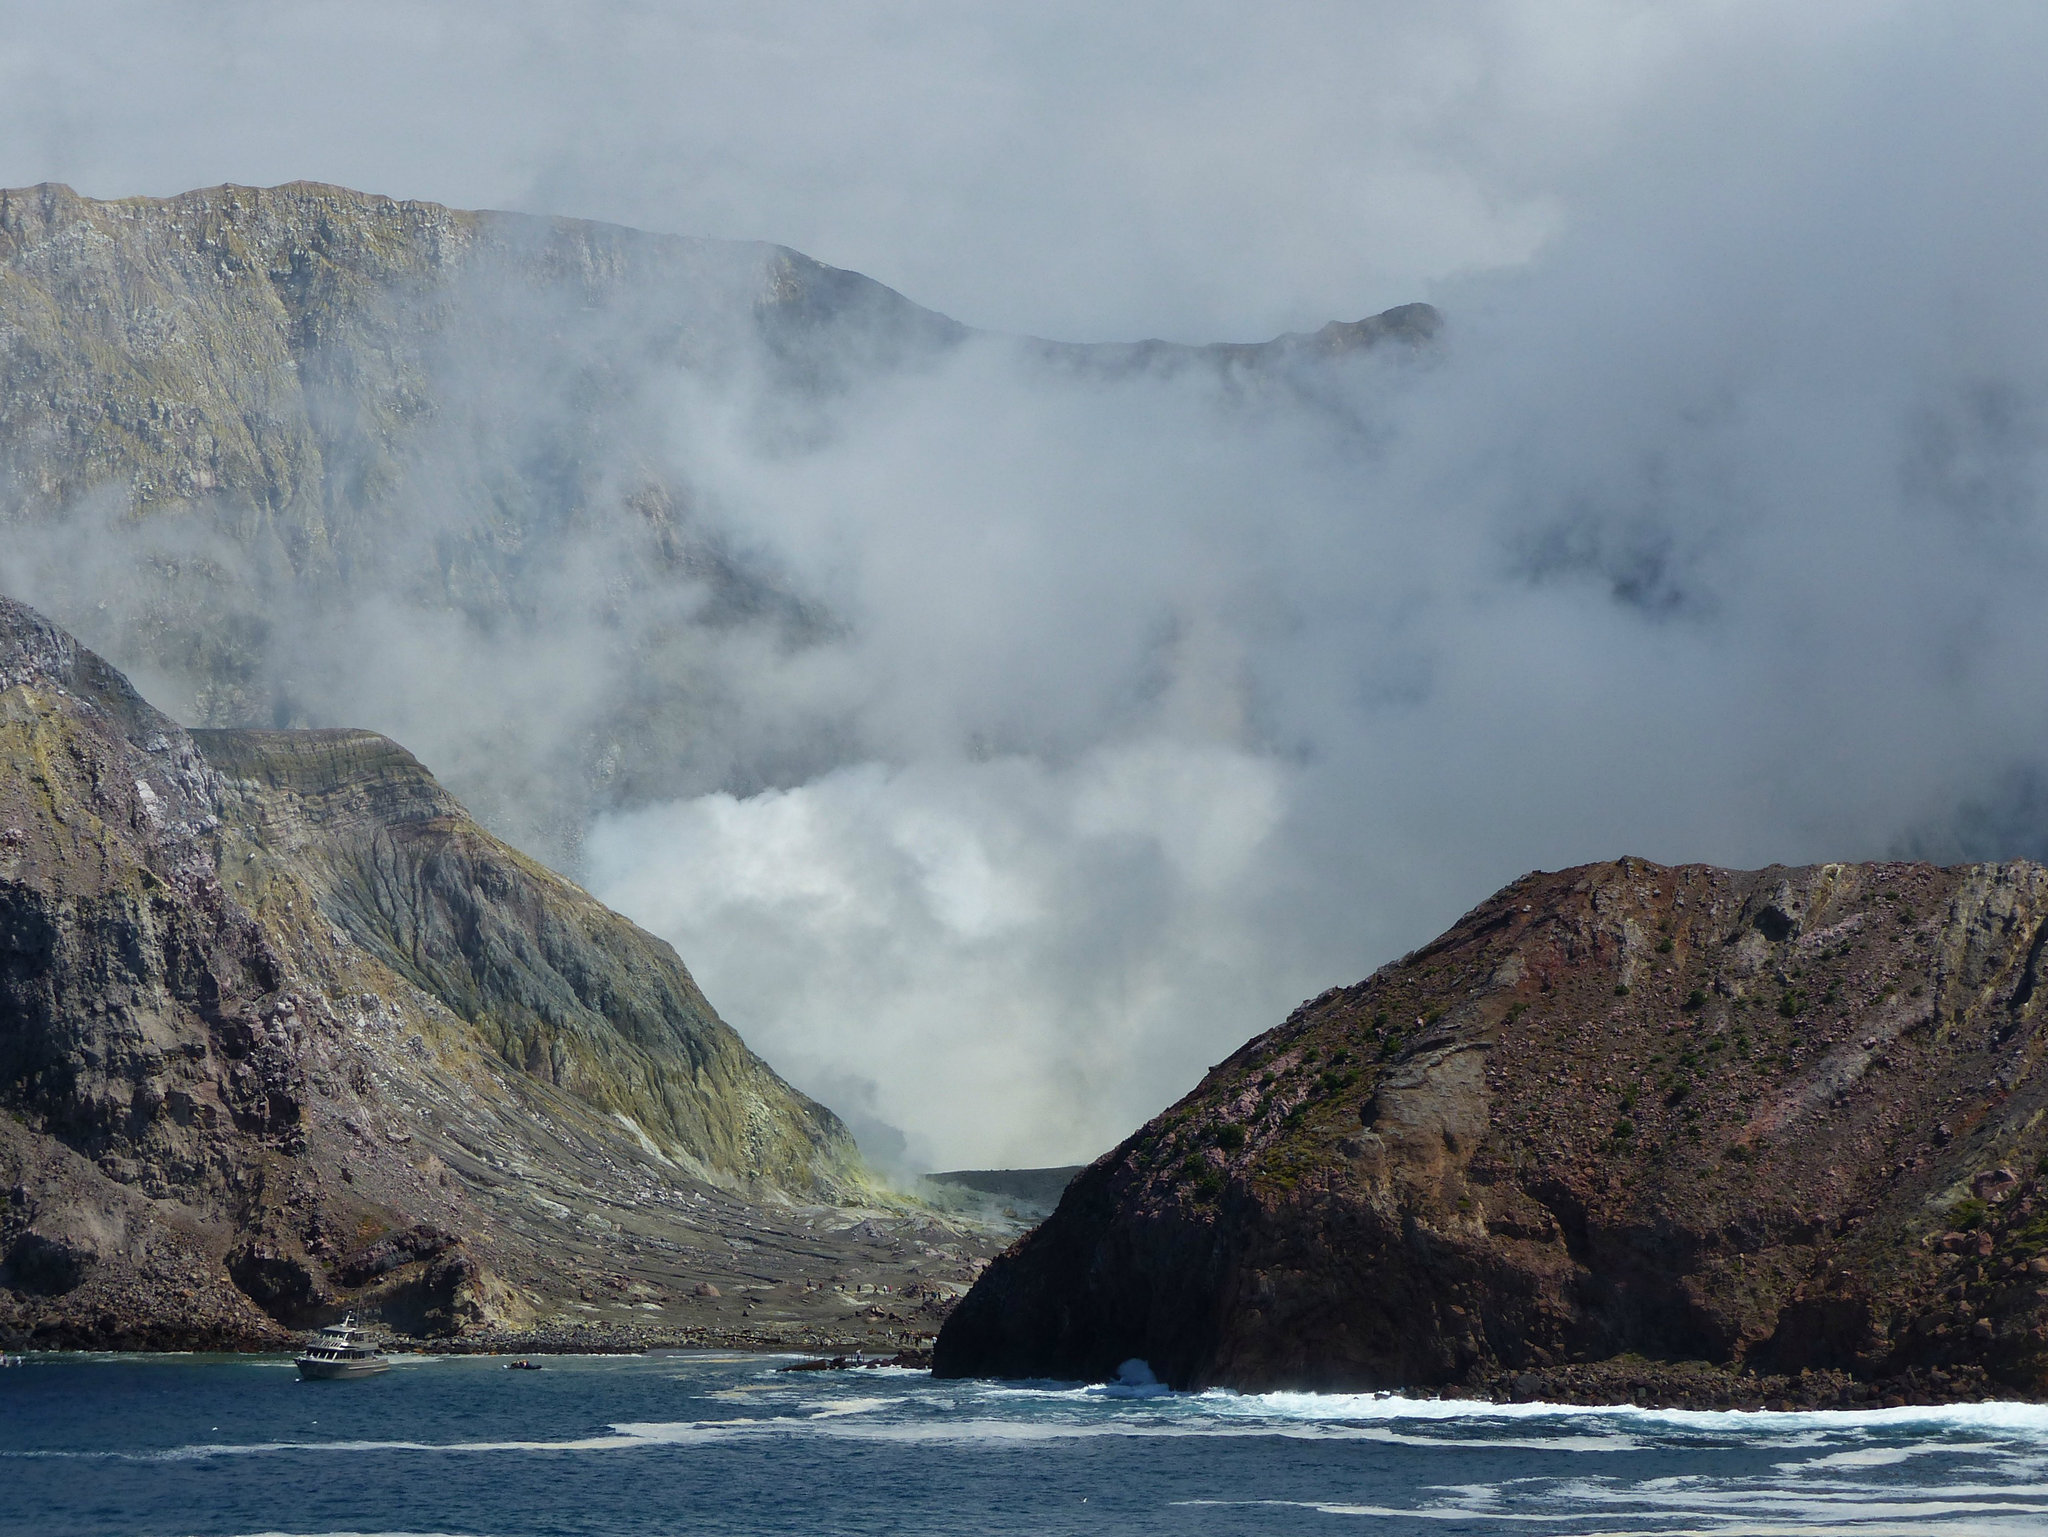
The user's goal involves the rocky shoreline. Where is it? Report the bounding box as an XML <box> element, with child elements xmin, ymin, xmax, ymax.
<box><xmin>0</xmin><ymin>1304</ymin><xmax>943</xmax><ymax>1361</ymax></box>
<box><xmin>414</xmin><ymin>1326</ymin><xmax>938</xmax><ymax>1360</ymax></box>
<box><xmin>1463</xmin><ymin>1357</ymin><xmax>2008</xmax><ymax>1411</ymax></box>
<box><xmin>938</xmin><ymin>858</ymin><xmax>2048</xmax><ymax>1401</ymax></box>
<box><xmin>6</xmin><ymin>1329</ymin><xmax>2027</xmax><ymax>1413</ymax></box>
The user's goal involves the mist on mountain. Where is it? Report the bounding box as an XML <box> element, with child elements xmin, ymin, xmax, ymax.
<box><xmin>5</xmin><ymin>8</ymin><xmax>2048</xmax><ymax>1168</ymax></box>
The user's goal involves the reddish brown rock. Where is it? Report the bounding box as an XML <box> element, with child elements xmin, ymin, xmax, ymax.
<box><xmin>937</xmin><ymin>857</ymin><xmax>2048</xmax><ymax>1403</ymax></box>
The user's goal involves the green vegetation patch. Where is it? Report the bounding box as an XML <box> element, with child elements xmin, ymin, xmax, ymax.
<box><xmin>2005</xmin><ymin>1213</ymin><xmax>2048</xmax><ymax>1254</ymax></box>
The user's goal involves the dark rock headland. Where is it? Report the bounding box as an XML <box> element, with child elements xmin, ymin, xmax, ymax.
<box><xmin>937</xmin><ymin>857</ymin><xmax>2048</xmax><ymax>1405</ymax></box>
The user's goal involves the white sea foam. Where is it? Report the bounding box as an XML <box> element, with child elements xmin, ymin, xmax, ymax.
<box><xmin>1089</xmin><ymin>1358</ymin><xmax>1173</xmax><ymax>1399</ymax></box>
<box><xmin>1180</xmin><ymin>1498</ymin><xmax>1578</xmax><ymax>1521</ymax></box>
<box><xmin>902</xmin><ymin>1379</ymin><xmax>2048</xmax><ymax>1463</ymax></box>
<box><xmin>1184</xmin><ymin>1505</ymin><xmax>2048</xmax><ymax>1535</ymax></box>
<box><xmin>26</xmin><ymin>1351</ymin><xmax>2048</xmax><ymax>1537</ymax></box>
<box><xmin>20</xmin><ymin>1364</ymin><xmax>2048</xmax><ymax>1484</ymax></box>
<box><xmin>1139</xmin><ymin>1387</ymin><xmax>2048</xmax><ymax>1535</ymax></box>
<box><xmin>802</xmin><ymin>1396</ymin><xmax>892</xmax><ymax>1418</ymax></box>
<box><xmin>1776</xmin><ymin>1442</ymin><xmax>2006</xmax><ymax>1471</ymax></box>
<box><xmin>557</xmin><ymin>1381</ymin><xmax>2048</xmax><ymax>1455</ymax></box>
<box><xmin>1200</xmin><ymin>1388</ymin><xmax>2048</xmax><ymax>1441</ymax></box>
<box><xmin>1183</xmin><ymin>1489</ymin><xmax>2048</xmax><ymax>1533</ymax></box>
<box><xmin>7</xmin><ymin>1424</ymin><xmax>755</xmax><ymax>1461</ymax></box>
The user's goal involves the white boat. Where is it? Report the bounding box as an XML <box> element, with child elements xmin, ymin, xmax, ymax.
<box><xmin>295</xmin><ymin>1314</ymin><xmax>390</xmax><ymax>1380</ymax></box>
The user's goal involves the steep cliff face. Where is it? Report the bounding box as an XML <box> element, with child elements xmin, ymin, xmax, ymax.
<box><xmin>0</xmin><ymin>179</ymin><xmax>949</xmax><ymax>859</ymax></box>
<box><xmin>937</xmin><ymin>858</ymin><xmax>2048</xmax><ymax>1405</ymax></box>
<box><xmin>0</xmin><ymin>594</ymin><xmax>991</xmax><ymax>1351</ymax></box>
<box><xmin>0</xmin><ymin>593</ymin><xmax>299</xmax><ymax>1344</ymax></box>
<box><xmin>0</xmin><ymin>179</ymin><xmax>958</xmax><ymax>539</ymax></box>
<box><xmin>194</xmin><ymin>726</ymin><xmax>859</xmax><ymax>1195</ymax></box>
<box><xmin>0</xmin><ymin>179</ymin><xmax>1422</xmax><ymax>542</ymax></box>
<box><xmin>0</xmin><ymin>180</ymin><xmax>1436</xmax><ymax>865</ymax></box>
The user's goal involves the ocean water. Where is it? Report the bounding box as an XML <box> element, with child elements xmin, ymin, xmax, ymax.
<box><xmin>3</xmin><ymin>1352</ymin><xmax>2047</xmax><ymax>1536</ymax></box>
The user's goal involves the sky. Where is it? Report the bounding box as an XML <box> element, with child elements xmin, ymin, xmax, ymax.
<box><xmin>7</xmin><ymin>0</ymin><xmax>1728</xmax><ymax>341</ymax></box>
<box><xmin>6</xmin><ymin>2</ymin><xmax>2048</xmax><ymax>1170</ymax></box>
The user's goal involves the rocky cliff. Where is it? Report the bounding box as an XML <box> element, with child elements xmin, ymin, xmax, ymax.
<box><xmin>0</xmin><ymin>179</ymin><xmax>943</xmax><ymax>861</ymax></box>
<box><xmin>0</xmin><ymin>180</ymin><xmax>1435</xmax><ymax>866</ymax></box>
<box><xmin>195</xmin><ymin>725</ymin><xmax>854</xmax><ymax>1195</ymax></box>
<box><xmin>0</xmin><ymin>594</ymin><xmax>991</xmax><ymax>1350</ymax></box>
<box><xmin>937</xmin><ymin>857</ymin><xmax>2048</xmax><ymax>1406</ymax></box>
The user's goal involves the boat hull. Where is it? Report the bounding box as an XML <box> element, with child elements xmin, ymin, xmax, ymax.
<box><xmin>296</xmin><ymin>1355</ymin><xmax>390</xmax><ymax>1380</ymax></box>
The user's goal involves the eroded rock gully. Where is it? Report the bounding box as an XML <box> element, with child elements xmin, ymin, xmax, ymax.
<box><xmin>938</xmin><ymin>856</ymin><xmax>2048</xmax><ymax>1404</ymax></box>
<box><xmin>0</xmin><ymin>595</ymin><xmax>1003</xmax><ymax>1351</ymax></box>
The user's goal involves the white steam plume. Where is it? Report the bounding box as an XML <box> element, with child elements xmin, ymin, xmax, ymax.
<box><xmin>7</xmin><ymin>6</ymin><xmax>2048</xmax><ymax>1168</ymax></box>
<box><xmin>581</xmin><ymin>10</ymin><xmax>2048</xmax><ymax>1167</ymax></box>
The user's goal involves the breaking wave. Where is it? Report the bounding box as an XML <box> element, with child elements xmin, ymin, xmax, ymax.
<box><xmin>12</xmin><ymin>1354</ymin><xmax>2048</xmax><ymax>1534</ymax></box>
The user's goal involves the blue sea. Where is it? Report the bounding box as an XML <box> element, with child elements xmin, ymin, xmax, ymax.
<box><xmin>3</xmin><ymin>1351</ymin><xmax>2047</xmax><ymax>1536</ymax></box>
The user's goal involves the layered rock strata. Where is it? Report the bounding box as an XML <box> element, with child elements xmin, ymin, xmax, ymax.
<box><xmin>0</xmin><ymin>593</ymin><xmax>992</xmax><ymax>1349</ymax></box>
<box><xmin>938</xmin><ymin>857</ymin><xmax>2048</xmax><ymax>1404</ymax></box>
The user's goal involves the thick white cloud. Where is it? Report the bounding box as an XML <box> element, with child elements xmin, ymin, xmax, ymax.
<box><xmin>589</xmin><ymin>743</ymin><xmax>1294</xmax><ymax>1170</ymax></box>
<box><xmin>4</xmin><ymin>1</ymin><xmax>1762</xmax><ymax>339</ymax></box>
<box><xmin>570</xmin><ymin>5</ymin><xmax>2048</xmax><ymax>1165</ymax></box>
<box><xmin>9</xmin><ymin>2</ymin><xmax>2048</xmax><ymax>1167</ymax></box>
